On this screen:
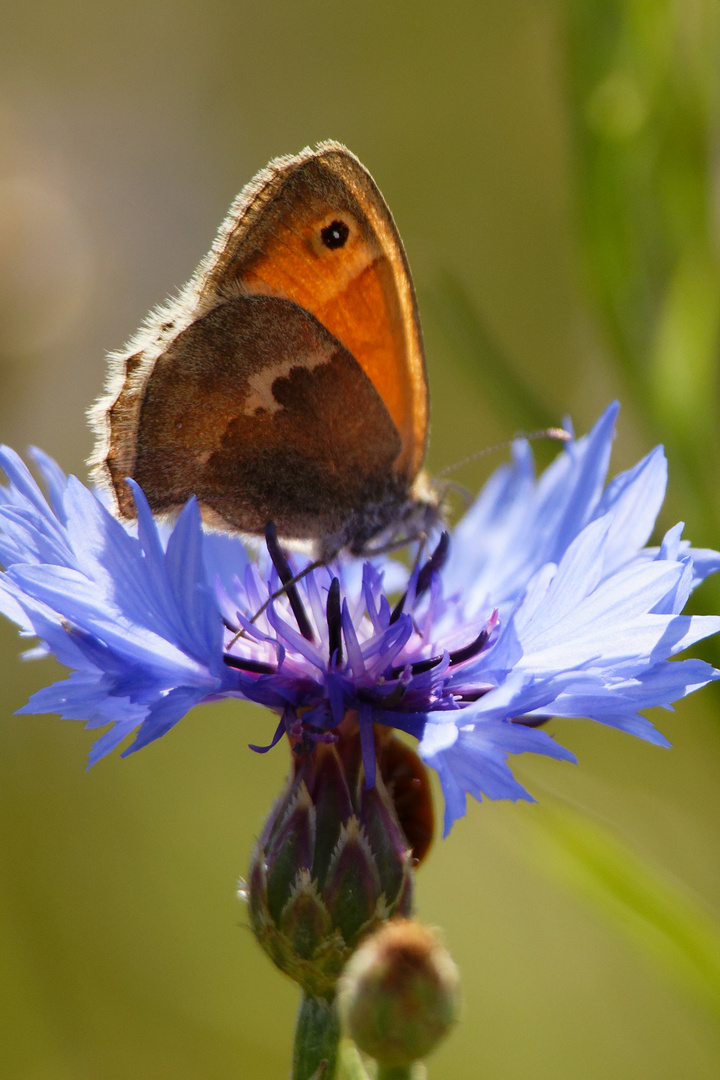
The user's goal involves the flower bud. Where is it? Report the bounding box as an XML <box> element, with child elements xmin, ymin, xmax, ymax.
<box><xmin>338</xmin><ymin>920</ymin><xmax>460</xmax><ymax>1067</ymax></box>
<box><xmin>242</xmin><ymin>734</ymin><xmax>414</xmax><ymax>998</ymax></box>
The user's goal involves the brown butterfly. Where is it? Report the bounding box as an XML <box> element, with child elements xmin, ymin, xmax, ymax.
<box><xmin>90</xmin><ymin>141</ymin><xmax>439</xmax><ymax>560</ymax></box>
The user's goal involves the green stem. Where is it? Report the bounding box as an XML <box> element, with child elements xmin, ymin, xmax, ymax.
<box><xmin>292</xmin><ymin>993</ymin><xmax>341</xmax><ymax>1080</ymax></box>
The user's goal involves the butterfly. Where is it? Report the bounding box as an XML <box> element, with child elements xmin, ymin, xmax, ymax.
<box><xmin>90</xmin><ymin>141</ymin><xmax>439</xmax><ymax>560</ymax></box>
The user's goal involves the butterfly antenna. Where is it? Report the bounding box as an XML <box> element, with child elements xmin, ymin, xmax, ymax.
<box><xmin>436</xmin><ymin>426</ymin><xmax>571</xmax><ymax>478</ymax></box>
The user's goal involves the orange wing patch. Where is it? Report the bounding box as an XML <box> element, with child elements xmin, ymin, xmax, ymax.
<box><xmin>218</xmin><ymin>145</ymin><xmax>428</xmax><ymax>479</ymax></box>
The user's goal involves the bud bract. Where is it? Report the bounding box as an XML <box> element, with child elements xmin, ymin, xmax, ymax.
<box><xmin>243</xmin><ymin>733</ymin><xmax>415</xmax><ymax>998</ymax></box>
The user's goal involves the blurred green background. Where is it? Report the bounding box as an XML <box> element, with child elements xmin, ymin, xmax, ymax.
<box><xmin>1</xmin><ymin>2</ymin><xmax>720</xmax><ymax>1077</ymax></box>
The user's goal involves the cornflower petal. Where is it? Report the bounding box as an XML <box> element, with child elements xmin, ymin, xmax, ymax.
<box><xmin>27</xmin><ymin>447</ymin><xmax>70</xmax><ymax>521</ymax></box>
<box><xmin>126</xmin><ymin>687</ymin><xmax>211</xmax><ymax>754</ymax></box>
<box><xmin>1</xmin><ymin>403</ymin><xmax>719</xmax><ymax>835</ymax></box>
<box><xmin>421</xmin><ymin>719</ymin><xmax>577</xmax><ymax>836</ymax></box>
<box><xmin>265</xmin><ymin>603</ymin><xmax>327</xmax><ymax>671</ymax></box>
<box><xmin>592</xmin><ymin>446</ymin><xmax>667</xmax><ymax>573</ymax></box>
<box><xmin>341</xmin><ymin>599</ymin><xmax>366</xmax><ymax>677</ymax></box>
<box><xmin>358</xmin><ymin>701</ymin><xmax>376</xmax><ymax>788</ymax></box>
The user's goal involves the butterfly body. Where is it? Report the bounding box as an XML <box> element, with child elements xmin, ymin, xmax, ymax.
<box><xmin>90</xmin><ymin>142</ymin><xmax>438</xmax><ymax>558</ymax></box>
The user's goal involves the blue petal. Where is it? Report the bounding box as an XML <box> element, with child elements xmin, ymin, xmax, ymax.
<box><xmin>591</xmin><ymin>445</ymin><xmax>667</xmax><ymax>573</ymax></box>
<box><xmin>420</xmin><ymin>719</ymin><xmax>575</xmax><ymax>835</ymax></box>
<box><xmin>124</xmin><ymin>687</ymin><xmax>209</xmax><ymax>754</ymax></box>
<box><xmin>27</xmin><ymin>447</ymin><xmax>70</xmax><ymax>522</ymax></box>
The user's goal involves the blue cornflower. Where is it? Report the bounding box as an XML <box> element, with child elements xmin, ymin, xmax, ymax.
<box><xmin>1</xmin><ymin>403</ymin><xmax>719</xmax><ymax>835</ymax></box>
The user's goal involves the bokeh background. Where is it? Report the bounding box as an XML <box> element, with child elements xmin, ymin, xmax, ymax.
<box><xmin>1</xmin><ymin>2</ymin><xmax>720</xmax><ymax>1077</ymax></box>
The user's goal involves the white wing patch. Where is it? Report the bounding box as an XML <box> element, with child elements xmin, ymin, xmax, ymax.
<box><xmin>243</xmin><ymin>344</ymin><xmax>335</xmax><ymax>416</ymax></box>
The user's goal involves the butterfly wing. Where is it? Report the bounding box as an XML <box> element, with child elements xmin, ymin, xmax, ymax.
<box><xmin>91</xmin><ymin>143</ymin><xmax>429</xmax><ymax>546</ymax></box>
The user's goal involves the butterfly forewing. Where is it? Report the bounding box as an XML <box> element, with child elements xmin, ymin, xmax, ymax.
<box><xmin>91</xmin><ymin>142</ymin><xmax>432</xmax><ymax>554</ymax></box>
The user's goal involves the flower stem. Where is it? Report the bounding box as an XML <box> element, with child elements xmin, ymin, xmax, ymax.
<box><xmin>292</xmin><ymin>993</ymin><xmax>341</xmax><ymax>1080</ymax></box>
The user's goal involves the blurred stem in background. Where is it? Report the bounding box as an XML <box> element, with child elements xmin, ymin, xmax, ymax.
<box><xmin>430</xmin><ymin>1</ymin><xmax>720</xmax><ymax>543</ymax></box>
<box><xmin>566</xmin><ymin>0</ymin><xmax>720</xmax><ymax>540</ymax></box>
<box><xmin>424</xmin><ymin>0</ymin><xmax>720</xmax><ymax>1033</ymax></box>
<box><xmin>525</xmin><ymin>800</ymin><xmax>720</xmax><ymax>1024</ymax></box>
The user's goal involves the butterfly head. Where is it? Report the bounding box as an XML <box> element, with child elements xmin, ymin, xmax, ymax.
<box><xmin>327</xmin><ymin>468</ymin><xmax>442</xmax><ymax>561</ymax></box>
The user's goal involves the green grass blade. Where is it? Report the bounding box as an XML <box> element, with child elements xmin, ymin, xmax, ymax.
<box><xmin>526</xmin><ymin>803</ymin><xmax>720</xmax><ymax>1021</ymax></box>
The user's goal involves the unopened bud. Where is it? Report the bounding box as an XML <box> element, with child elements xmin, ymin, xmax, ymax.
<box><xmin>338</xmin><ymin>919</ymin><xmax>460</xmax><ymax>1068</ymax></box>
<box><xmin>242</xmin><ymin>736</ymin><xmax>415</xmax><ymax>998</ymax></box>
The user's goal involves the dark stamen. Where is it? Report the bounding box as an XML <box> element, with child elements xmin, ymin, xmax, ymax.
<box><xmin>388</xmin><ymin>654</ymin><xmax>444</xmax><ymax>680</ymax></box>
<box><xmin>326</xmin><ymin>577</ymin><xmax>342</xmax><ymax>663</ymax></box>
<box><xmin>449</xmin><ymin>626</ymin><xmax>491</xmax><ymax>666</ymax></box>
<box><xmin>385</xmin><ymin>614</ymin><xmax>494</xmax><ymax>684</ymax></box>
<box><xmin>222</xmin><ymin>616</ymin><xmax>240</xmax><ymax>633</ymax></box>
<box><xmin>224</xmin><ymin>655</ymin><xmax>277</xmax><ymax>674</ymax></box>
<box><xmin>389</xmin><ymin>531</ymin><xmax>450</xmax><ymax>625</ymax></box>
<box><xmin>264</xmin><ymin>521</ymin><xmax>315</xmax><ymax>641</ymax></box>
<box><xmin>389</xmin><ymin>592</ymin><xmax>407</xmax><ymax>626</ymax></box>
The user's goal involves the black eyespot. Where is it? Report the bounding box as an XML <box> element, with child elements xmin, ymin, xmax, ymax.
<box><xmin>320</xmin><ymin>219</ymin><xmax>350</xmax><ymax>250</ymax></box>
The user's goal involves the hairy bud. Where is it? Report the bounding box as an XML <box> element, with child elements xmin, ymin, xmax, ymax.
<box><xmin>338</xmin><ymin>919</ymin><xmax>461</xmax><ymax>1067</ymax></box>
